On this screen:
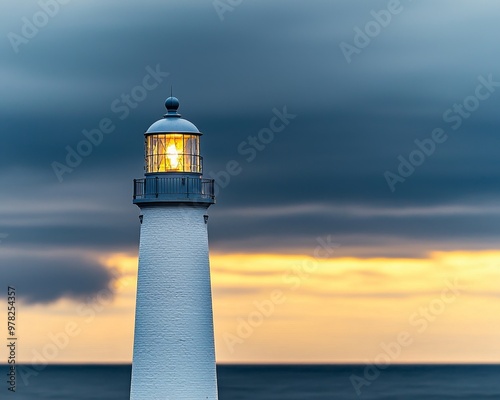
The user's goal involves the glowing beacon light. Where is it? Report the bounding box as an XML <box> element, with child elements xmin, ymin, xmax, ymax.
<box><xmin>130</xmin><ymin>97</ymin><xmax>218</xmax><ymax>400</ymax></box>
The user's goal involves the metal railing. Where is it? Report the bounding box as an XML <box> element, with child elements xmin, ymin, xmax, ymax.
<box><xmin>133</xmin><ymin>176</ymin><xmax>215</xmax><ymax>201</ymax></box>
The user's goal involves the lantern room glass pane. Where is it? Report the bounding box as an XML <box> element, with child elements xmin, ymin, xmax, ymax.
<box><xmin>145</xmin><ymin>134</ymin><xmax>201</xmax><ymax>173</ymax></box>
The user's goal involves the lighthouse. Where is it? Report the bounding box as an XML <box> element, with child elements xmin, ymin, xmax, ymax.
<box><xmin>130</xmin><ymin>97</ymin><xmax>218</xmax><ymax>399</ymax></box>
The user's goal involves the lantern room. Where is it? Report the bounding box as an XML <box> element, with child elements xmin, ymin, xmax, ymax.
<box><xmin>144</xmin><ymin>97</ymin><xmax>203</xmax><ymax>174</ymax></box>
<box><xmin>133</xmin><ymin>96</ymin><xmax>215</xmax><ymax>205</ymax></box>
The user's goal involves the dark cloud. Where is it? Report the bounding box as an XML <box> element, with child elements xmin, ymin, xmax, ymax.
<box><xmin>1</xmin><ymin>0</ymin><xmax>500</xmax><ymax>302</ymax></box>
<box><xmin>0</xmin><ymin>253</ymin><xmax>115</xmax><ymax>304</ymax></box>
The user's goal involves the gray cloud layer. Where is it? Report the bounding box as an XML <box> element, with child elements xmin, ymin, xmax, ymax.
<box><xmin>1</xmin><ymin>0</ymin><xmax>500</xmax><ymax>302</ymax></box>
<box><xmin>0</xmin><ymin>253</ymin><xmax>114</xmax><ymax>304</ymax></box>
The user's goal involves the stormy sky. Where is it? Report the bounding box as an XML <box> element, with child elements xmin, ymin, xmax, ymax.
<box><xmin>2</xmin><ymin>0</ymin><xmax>500</xmax><ymax>304</ymax></box>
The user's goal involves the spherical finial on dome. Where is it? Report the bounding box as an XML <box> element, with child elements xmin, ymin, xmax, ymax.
<box><xmin>165</xmin><ymin>97</ymin><xmax>180</xmax><ymax>112</ymax></box>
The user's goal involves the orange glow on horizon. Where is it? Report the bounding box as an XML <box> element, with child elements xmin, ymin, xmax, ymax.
<box><xmin>13</xmin><ymin>250</ymin><xmax>500</xmax><ymax>364</ymax></box>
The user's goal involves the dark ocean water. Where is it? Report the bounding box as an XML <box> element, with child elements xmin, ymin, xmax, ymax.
<box><xmin>2</xmin><ymin>364</ymin><xmax>500</xmax><ymax>399</ymax></box>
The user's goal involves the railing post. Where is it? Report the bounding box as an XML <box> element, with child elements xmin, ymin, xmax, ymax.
<box><xmin>155</xmin><ymin>177</ymin><xmax>159</xmax><ymax>198</ymax></box>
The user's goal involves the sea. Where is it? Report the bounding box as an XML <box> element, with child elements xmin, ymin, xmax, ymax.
<box><xmin>2</xmin><ymin>364</ymin><xmax>500</xmax><ymax>399</ymax></box>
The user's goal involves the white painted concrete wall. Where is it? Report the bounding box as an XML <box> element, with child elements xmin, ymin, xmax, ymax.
<box><xmin>130</xmin><ymin>204</ymin><xmax>218</xmax><ymax>400</ymax></box>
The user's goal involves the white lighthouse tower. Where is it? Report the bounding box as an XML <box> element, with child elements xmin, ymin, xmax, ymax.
<box><xmin>130</xmin><ymin>97</ymin><xmax>218</xmax><ymax>399</ymax></box>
